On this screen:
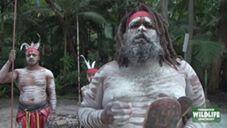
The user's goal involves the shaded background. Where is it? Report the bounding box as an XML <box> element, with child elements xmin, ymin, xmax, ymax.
<box><xmin>0</xmin><ymin>0</ymin><xmax>226</xmax><ymax>127</ymax></box>
<box><xmin>0</xmin><ymin>0</ymin><xmax>226</xmax><ymax>122</ymax></box>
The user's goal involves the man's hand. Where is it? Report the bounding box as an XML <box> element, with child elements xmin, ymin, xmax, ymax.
<box><xmin>48</xmin><ymin>109</ymin><xmax>56</xmax><ymax>122</ymax></box>
<box><xmin>9</xmin><ymin>50</ymin><xmax>16</xmax><ymax>63</ymax></box>
<box><xmin>101</xmin><ymin>101</ymin><xmax>132</xmax><ymax>126</ymax></box>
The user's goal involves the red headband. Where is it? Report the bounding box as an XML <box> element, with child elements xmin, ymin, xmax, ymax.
<box><xmin>26</xmin><ymin>48</ymin><xmax>39</xmax><ymax>54</ymax></box>
<box><xmin>127</xmin><ymin>11</ymin><xmax>153</xmax><ymax>27</ymax></box>
<box><xmin>86</xmin><ymin>68</ymin><xmax>98</xmax><ymax>74</ymax></box>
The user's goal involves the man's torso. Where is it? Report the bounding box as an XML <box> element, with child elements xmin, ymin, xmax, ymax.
<box><xmin>101</xmin><ymin>61</ymin><xmax>187</xmax><ymax>127</ymax></box>
<box><xmin>16</xmin><ymin>67</ymin><xmax>49</xmax><ymax>105</ymax></box>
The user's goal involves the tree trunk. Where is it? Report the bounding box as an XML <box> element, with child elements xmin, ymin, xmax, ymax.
<box><xmin>210</xmin><ymin>0</ymin><xmax>227</xmax><ymax>93</ymax></box>
<box><xmin>208</xmin><ymin>57</ymin><xmax>222</xmax><ymax>93</ymax></box>
<box><xmin>0</xmin><ymin>0</ymin><xmax>7</xmax><ymax>57</ymax></box>
<box><xmin>160</xmin><ymin>0</ymin><xmax>168</xmax><ymax>23</ymax></box>
<box><xmin>186</xmin><ymin>0</ymin><xmax>194</xmax><ymax>63</ymax></box>
<box><xmin>0</xmin><ymin>32</ymin><xmax>2</xmax><ymax>57</ymax></box>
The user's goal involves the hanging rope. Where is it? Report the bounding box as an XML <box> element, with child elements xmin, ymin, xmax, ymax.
<box><xmin>11</xmin><ymin>0</ymin><xmax>18</xmax><ymax>128</ymax></box>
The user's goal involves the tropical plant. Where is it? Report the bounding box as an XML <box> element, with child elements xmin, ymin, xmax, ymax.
<box><xmin>0</xmin><ymin>0</ymin><xmax>225</xmax><ymax>96</ymax></box>
<box><xmin>191</xmin><ymin>39</ymin><xmax>224</xmax><ymax>95</ymax></box>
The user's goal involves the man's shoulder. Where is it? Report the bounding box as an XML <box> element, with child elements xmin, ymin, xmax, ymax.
<box><xmin>39</xmin><ymin>66</ymin><xmax>51</xmax><ymax>71</ymax></box>
<box><xmin>104</xmin><ymin>61</ymin><xmax>118</xmax><ymax>67</ymax></box>
<box><xmin>95</xmin><ymin>61</ymin><xmax>119</xmax><ymax>76</ymax></box>
<box><xmin>99</xmin><ymin>61</ymin><xmax>119</xmax><ymax>71</ymax></box>
<box><xmin>176</xmin><ymin>58</ymin><xmax>192</xmax><ymax>70</ymax></box>
<box><xmin>14</xmin><ymin>68</ymin><xmax>26</xmax><ymax>73</ymax></box>
<box><xmin>176</xmin><ymin>58</ymin><xmax>196</xmax><ymax>77</ymax></box>
<box><xmin>40</xmin><ymin>67</ymin><xmax>54</xmax><ymax>77</ymax></box>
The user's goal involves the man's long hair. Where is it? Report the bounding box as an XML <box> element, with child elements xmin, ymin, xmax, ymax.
<box><xmin>115</xmin><ymin>4</ymin><xmax>179</xmax><ymax>68</ymax></box>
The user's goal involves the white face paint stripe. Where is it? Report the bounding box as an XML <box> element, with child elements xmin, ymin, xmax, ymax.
<box><xmin>129</xmin><ymin>17</ymin><xmax>141</xmax><ymax>25</ymax></box>
<box><xmin>128</xmin><ymin>16</ymin><xmax>153</xmax><ymax>30</ymax></box>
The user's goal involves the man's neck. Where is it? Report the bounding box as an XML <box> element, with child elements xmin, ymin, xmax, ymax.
<box><xmin>26</xmin><ymin>64</ymin><xmax>41</xmax><ymax>70</ymax></box>
<box><xmin>125</xmin><ymin>59</ymin><xmax>161</xmax><ymax>73</ymax></box>
<box><xmin>129</xmin><ymin>58</ymin><xmax>160</xmax><ymax>68</ymax></box>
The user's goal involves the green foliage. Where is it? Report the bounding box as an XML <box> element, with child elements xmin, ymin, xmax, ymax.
<box><xmin>0</xmin><ymin>86</ymin><xmax>7</xmax><ymax>97</ymax></box>
<box><xmin>55</xmin><ymin>70</ymin><xmax>78</xmax><ymax>95</ymax></box>
<box><xmin>79</xmin><ymin>11</ymin><xmax>107</xmax><ymax>24</ymax></box>
<box><xmin>168</xmin><ymin>0</ymin><xmax>220</xmax><ymax>55</ymax></box>
<box><xmin>191</xmin><ymin>40</ymin><xmax>223</xmax><ymax>69</ymax></box>
<box><xmin>194</xmin><ymin>0</ymin><xmax>220</xmax><ymax>31</ymax></box>
<box><xmin>55</xmin><ymin>54</ymin><xmax>77</xmax><ymax>94</ymax></box>
<box><xmin>59</xmin><ymin>54</ymin><xmax>75</xmax><ymax>72</ymax></box>
<box><xmin>224</xmin><ymin>49</ymin><xmax>227</xmax><ymax>58</ymax></box>
<box><xmin>0</xmin><ymin>0</ymin><xmax>224</xmax><ymax>96</ymax></box>
<box><xmin>191</xmin><ymin>39</ymin><xmax>224</xmax><ymax>91</ymax></box>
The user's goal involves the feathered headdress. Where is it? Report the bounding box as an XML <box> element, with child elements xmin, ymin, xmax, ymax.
<box><xmin>80</xmin><ymin>55</ymin><xmax>98</xmax><ymax>74</ymax></box>
<box><xmin>20</xmin><ymin>33</ymin><xmax>41</xmax><ymax>54</ymax></box>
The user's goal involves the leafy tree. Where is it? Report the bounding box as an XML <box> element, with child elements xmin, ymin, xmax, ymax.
<box><xmin>0</xmin><ymin>0</ymin><xmax>225</xmax><ymax>96</ymax></box>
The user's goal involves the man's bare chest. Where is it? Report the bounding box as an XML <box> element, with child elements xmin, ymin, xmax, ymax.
<box><xmin>17</xmin><ymin>70</ymin><xmax>47</xmax><ymax>87</ymax></box>
<box><xmin>102</xmin><ymin>68</ymin><xmax>186</xmax><ymax>104</ymax></box>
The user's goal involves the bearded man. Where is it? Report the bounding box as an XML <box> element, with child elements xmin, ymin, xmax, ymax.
<box><xmin>79</xmin><ymin>4</ymin><xmax>206</xmax><ymax>128</ymax></box>
<box><xmin>0</xmin><ymin>41</ymin><xmax>56</xmax><ymax>128</ymax></box>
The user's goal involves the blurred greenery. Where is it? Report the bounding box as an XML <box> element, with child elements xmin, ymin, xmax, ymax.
<box><xmin>0</xmin><ymin>0</ymin><xmax>226</xmax><ymax>97</ymax></box>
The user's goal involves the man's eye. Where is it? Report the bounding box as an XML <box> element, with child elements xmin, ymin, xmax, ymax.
<box><xmin>129</xmin><ymin>21</ymin><xmax>140</xmax><ymax>29</ymax></box>
<box><xmin>143</xmin><ymin>21</ymin><xmax>153</xmax><ymax>28</ymax></box>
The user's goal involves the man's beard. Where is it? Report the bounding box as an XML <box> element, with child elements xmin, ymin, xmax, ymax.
<box><xmin>120</xmin><ymin>33</ymin><xmax>163</xmax><ymax>65</ymax></box>
<box><xmin>26</xmin><ymin>58</ymin><xmax>38</xmax><ymax>66</ymax></box>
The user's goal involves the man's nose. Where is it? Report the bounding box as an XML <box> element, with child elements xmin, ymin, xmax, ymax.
<box><xmin>137</xmin><ymin>25</ymin><xmax>146</xmax><ymax>32</ymax></box>
<box><xmin>28</xmin><ymin>55</ymin><xmax>34</xmax><ymax>58</ymax></box>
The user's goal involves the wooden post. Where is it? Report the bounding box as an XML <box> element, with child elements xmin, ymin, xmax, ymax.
<box><xmin>76</xmin><ymin>15</ymin><xmax>81</xmax><ymax>104</ymax></box>
<box><xmin>11</xmin><ymin>0</ymin><xmax>18</xmax><ymax>127</ymax></box>
<box><xmin>183</xmin><ymin>33</ymin><xmax>190</xmax><ymax>59</ymax></box>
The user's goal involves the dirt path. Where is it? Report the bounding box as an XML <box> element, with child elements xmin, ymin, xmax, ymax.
<box><xmin>1</xmin><ymin>93</ymin><xmax>227</xmax><ymax>128</ymax></box>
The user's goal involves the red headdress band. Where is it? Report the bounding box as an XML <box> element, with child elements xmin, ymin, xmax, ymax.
<box><xmin>20</xmin><ymin>34</ymin><xmax>41</xmax><ymax>55</ymax></box>
<box><xmin>127</xmin><ymin>11</ymin><xmax>153</xmax><ymax>27</ymax></box>
<box><xmin>86</xmin><ymin>68</ymin><xmax>98</xmax><ymax>74</ymax></box>
<box><xmin>26</xmin><ymin>48</ymin><xmax>39</xmax><ymax>54</ymax></box>
<box><xmin>80</xmin><ymin>55</ymin><xmax>98</xmax><ymax>75</ymax></box>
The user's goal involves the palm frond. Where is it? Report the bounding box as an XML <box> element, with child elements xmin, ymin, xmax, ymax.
<box><xmin>191</xmin><ymin>40</ymin><xmax>224</xmax><ymax>68</ymax></box>
<box><xmin>104</xmin><ymin>23</ymin><xmax>113</xmax><ymax>39</ymax></box>
<box><xmin>79</xmin><ymin>11</ymin><xmax>107</xmax><ymax>25</ymax></box>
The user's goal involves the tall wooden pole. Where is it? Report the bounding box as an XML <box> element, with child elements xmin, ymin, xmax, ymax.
<box><xmin>76</xmin><ymin>15</ymin><xmax>81</xmax><ymax>104</ymax></box>
<box><xmin>11</xmin><ymin>0</ymin><xmax>18</xmax><ymax>127</ymax></box>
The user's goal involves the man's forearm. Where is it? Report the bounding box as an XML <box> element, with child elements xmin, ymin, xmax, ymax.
<box><xmin>48</xmin><ymin>79</ymin><xmax>57</xmax><ymax>111</ymax></box>
<box><xmin>48</xmin><ymin>87</ymin><xmax>56</xmax><ymax>111</ymax></box>
<box><xmin>50</xmin><ymin>93</ymin><xmax>56</xmax><ymax>111</ymax></box>
<box><xmin>0</xmin><ymin>60</ymin><xmax>11</xmax><ymax>83</ymax></box>
<box><xmin>79</xmin><ymin>107</ymin><xmax>106</xmax><ymax>128</ymax></box>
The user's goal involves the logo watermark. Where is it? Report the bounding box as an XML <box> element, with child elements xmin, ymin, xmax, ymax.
<box><xmin>192</xmin><ymin>107</ymin><xmax>221</xmax><ymax>122</ymax></box>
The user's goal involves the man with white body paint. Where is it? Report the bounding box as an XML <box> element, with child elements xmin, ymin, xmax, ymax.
<box><xmin>80</xmin><ymin>55</ymin><xmax>99</xmax><ymax>99</ymax></box>
<box><xmin>0</xmin><ymin>41</ymin><xmax>56</xmax><ymax>128</ymax></box>
<box><xmin>80</xmin><ymin>55</ymin><xmax>99</xmax><ymax>83</ymax></box>
<box><xmin>79</xmin><ymin>4</ymin><xmax>207</xmax><ymax>128</ymax></box>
